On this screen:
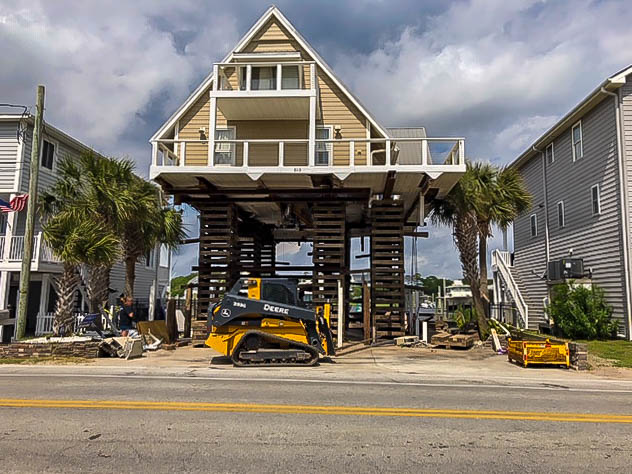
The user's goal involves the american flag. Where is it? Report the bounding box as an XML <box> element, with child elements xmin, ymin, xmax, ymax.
<box><xmin>0</xmin><ymin>194</ymin><xmax>29</xmax><ymax>213</ymax></box>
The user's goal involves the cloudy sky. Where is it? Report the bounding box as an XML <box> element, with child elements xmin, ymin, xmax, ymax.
<box><xmin>2</xmin><ymin>0</ymin><xmax>632</xmax><ymax>278</ymax></box>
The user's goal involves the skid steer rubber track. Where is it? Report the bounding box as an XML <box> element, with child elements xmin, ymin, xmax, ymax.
<box><xmin>230</xmin><ymin>330</ymin><xmax>320</xmax><ymax>367</ymax></box>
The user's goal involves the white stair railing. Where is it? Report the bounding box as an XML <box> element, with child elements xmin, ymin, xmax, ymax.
<box><xmin>491</xmin><ymin>249</ymin><xmax>528</xmax><ymax>328</ymax></box>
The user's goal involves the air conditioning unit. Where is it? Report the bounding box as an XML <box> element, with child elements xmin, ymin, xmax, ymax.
<box><xmin>547</xmin><ymin>258</ymin><xmax>584</xmax><ymax>281</ymax></box>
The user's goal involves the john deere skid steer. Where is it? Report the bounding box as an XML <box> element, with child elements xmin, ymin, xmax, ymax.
<box><xmin>206</xmin><ymin>278</ymin><xmax>335</xmax><ymax>366</ymax></box>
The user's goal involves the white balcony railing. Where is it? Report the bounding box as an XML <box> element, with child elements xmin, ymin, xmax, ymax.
<box><xmin>0</xmin><ymin>232</ymin><xmax>61</xmax><ymax>265</ymax></box>
<box><xmin>213</xmin><ymin>61</ymin><xmax>317</xmax><ymax>93</ymax></box>
<box><xmin>152</xmin><ymin>137</ymin><xmax>465</xmax><ymax>170</ymax></box>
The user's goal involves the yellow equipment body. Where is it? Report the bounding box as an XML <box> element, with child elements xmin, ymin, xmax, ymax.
<box><xmin>205</xmin><ymin>278</ymin><xmax>335</xmax><ymax>366</ymax></box>
<box><xmin>507</xmin><ymin>337</ymin><xmax>570</xmax><ymax>368</ymax></box>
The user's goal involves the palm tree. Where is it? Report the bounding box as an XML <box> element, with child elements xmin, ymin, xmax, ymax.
<box><xmin>468</xmin><ymin>163</ymin><xmax>531</xmax><ymax>315</ymax></box>
<box><xmin>121</xmin><ymin>177</ymin><xmax>185</xmax><ymax>299</ymax></box>
<box><xmin>40</xmin><ymin>215</ymin><xmax>119</xmax><ymax>336</ymax></box>
<box><xmin>430</xmin><ymin>161</ymin><xmax>531</xmax><ymax>337</ymax></box>
<box><xmin>429</xmin><ymin>167</ymin><xmax>488</xmax><ymax>334</ymax></box>
<box><xmin>40</xmin><ymin>153</ymin><xmax>136</xmax><ymax>312</ymax></box>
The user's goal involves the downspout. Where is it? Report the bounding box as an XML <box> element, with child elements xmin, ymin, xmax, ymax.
<box><xmin>601</xmin><ymin>87</ymin><xmax>632</xmax><ymax>340</ymax></box>
<box><xmin>533</xmin><ymin>145</ymin><xmax>550</xmax><ymax>264</ymax></box>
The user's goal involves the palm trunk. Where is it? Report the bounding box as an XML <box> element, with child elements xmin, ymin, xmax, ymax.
<box><xmin>453</xmin><ymin>213</ymin><xmax>489</xmax><ymax>338</ymax></box>
<box><xmin>52</xmin><ymin>263</ymin><xmax>81</xmax><ymax>336</ymax></box>
<box><xmin>86</xmin><ymin>265</ymin><xmax>111</xmax><ymax>313</ymax></box>
<box><xmin>125</xmin><ymin>255</ymin><xmax>136</xmax><ymax>299</ymax></box>
<box><xmin>478</xmin><ymin>229</ymin><xmax>490</xmax><ymax>318</ymax></box>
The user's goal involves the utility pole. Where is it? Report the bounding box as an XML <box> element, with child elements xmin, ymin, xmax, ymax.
<box><xmin>15</xmin><ymin>85</ymin><xmax>44</xmax><ymax>340</ymax></box>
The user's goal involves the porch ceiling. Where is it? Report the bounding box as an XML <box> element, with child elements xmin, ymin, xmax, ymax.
<box><xmin>217</xmin><ymin>97</ymin><xmax>311</xmax><ymax>120</ymax></box>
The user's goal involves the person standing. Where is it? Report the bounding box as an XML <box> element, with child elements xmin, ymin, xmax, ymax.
<box><xmin>118</xmin><ymin>296</ymin><xmax>135</xmax><ymax>336</ymax></box>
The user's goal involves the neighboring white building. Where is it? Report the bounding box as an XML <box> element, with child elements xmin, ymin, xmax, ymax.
<box><xmin>0</xmin><ymin>114</ymin><xmax>170</xmax><ymax>339</ymax></box>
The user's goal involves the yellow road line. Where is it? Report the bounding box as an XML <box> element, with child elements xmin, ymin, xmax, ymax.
<box><xmin>0</xmin><ymin>399</ymin><xmax>630</xmax><ymax>424</ymax></box>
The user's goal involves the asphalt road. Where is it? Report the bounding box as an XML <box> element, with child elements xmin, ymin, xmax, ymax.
<box><xmin>1</xmin><ymin>367</ymin><xmax>631</xmax><ymax>473</ymax></box>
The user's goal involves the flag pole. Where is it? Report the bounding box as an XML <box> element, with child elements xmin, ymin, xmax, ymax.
<box><xmin>15</xmin><ymin>85</ymin><xmax>44</xmax><ymax>340</ymax></box>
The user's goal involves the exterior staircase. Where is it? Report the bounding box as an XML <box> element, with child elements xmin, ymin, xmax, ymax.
<box><xmin>491</xmin><ymin>249</ymin><xmax>528</xmax><ymax>329</ymax></box>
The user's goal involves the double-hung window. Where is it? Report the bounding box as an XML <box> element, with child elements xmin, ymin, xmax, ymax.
<box><xmin>530</xmin><ymin>214</ymin><xmax>538</xmax><ymax>238</ymax></box>
<box><xmin>572</xmin><ymin>121</ymin><xmax>583</xmax><ymax>161</ymax></box>
<box><xmin>591</xmin><ymin>184</ymin><xmax>601</xmax><ymax>215</ymax></box>
<box><xmin>214</xmin><ymin>128</ymin><xmax>236</xmax><ymax>165</ymax></box>
<box><xmin>546</xmin><ymin>143</ymin><xmax>554</xmax><ymax>165</ymax></box>
<box><xmin>315</xmin><ymin>126</ymin><xmax>332</xmax><ymax>166</ymax></box>
<box><xmin>41</xmin><ymin>140</ymin><xmax>55</xmax><ymax>170</ymax></box>
<box><xmin>557</xmin><ymin>201</ymin><xmax>565</xmax><ymax>228</ymax></box>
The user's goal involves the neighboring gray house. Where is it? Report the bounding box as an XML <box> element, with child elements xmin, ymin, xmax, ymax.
<box><xmin>492</xmin><ymin>65</ymin><xmax>632</xmax><ymax>340</ymax></box>
<box><xmin>0</xmin><ymin>113</ymin><xmax>170</xmax><ymax>340</ymax></box>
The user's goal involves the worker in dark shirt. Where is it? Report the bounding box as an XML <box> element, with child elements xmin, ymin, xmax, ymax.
<box><xmin>118</xmin><ymin>296</ymin><xmax>135</xmax><ymax>336</ymax></box>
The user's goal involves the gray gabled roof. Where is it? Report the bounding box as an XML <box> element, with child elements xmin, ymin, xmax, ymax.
<box><xmin>510</xmin><ymin>64</ymin><xmax>632</xmax><ymax>170</ymax></box>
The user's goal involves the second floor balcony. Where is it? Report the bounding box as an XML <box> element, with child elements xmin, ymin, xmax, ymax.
<box><xmin>151</xmin><ymin>135</ymin><xmax>465</xmax><ymax>181</ymax></box>
<box><xmin>0</xmin><ymin>232</ymin><xmax>61</xmax><ymax>272</ymax></box>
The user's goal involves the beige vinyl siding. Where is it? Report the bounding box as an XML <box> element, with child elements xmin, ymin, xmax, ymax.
<box><xmin>242</xmin><ymin>18</ymin><xmax>303</xmax><ymax>53</ymax></box>
<box><xmin>230</xmin><ymin>120</ymin><xmax>308</xmax><ymax>167</ymax></box>
<box><xmin>317</xmin><ymin>68</ymin><xmax>368</xmax><ymax>166</ymax></box>
<box><xmin>0</xmin><ymin>122</ymin><xmax>19</xmax><ymax>192</ymax></box>
<box><xmin>179</xmin><ymin>87</ymin><xmax>227</xmax><ymax>166</ymax></box>
<box><xmin>513</xmin><ymin>95</ymin><xmax>628</xmax><ymax>333</ymax></box>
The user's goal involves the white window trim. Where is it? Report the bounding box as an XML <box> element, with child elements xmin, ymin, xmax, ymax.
<box><xmin>546</xmin><ymin>142</ymin><xmax>554</xmax><ymax>165</ymax></box>
<box><xmin>591</xmin><ymin>184</ymin><xmax>601</xmax><ymax>216</ymax></box>
<box><xmin>530</xmin><ymin>213</ymin><xmax>538</xmax><ymax>238</ymax></box>
<box><xmin>40</xmin><ymin>136</ymin><xmax>59</xmax><ymax>172</ymax></box>
<box><xmin>214</xmin><ymin>126</ymin><xmax>237</xmax><ymax>166</ymax></box>
<box><xmin>557</xmin><ymin>200</ymin><xmax>565</xmax><ymax>228</ymax></box>
<box><xmin>315</xmin><ymin>125</ymin><xmax>333</xmax><ymax>166</ymax></box>
<box><xmin>145</xmin><ymin>249</ymin><xmax>154</xmax><ymax>269</ymax></box>
<box><xmin>572</xmin><ymin>120</ymin><xmax>583</xmax><ymax>162</ymax></box>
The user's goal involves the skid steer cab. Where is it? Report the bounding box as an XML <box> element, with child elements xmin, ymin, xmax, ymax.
<box><xmin>205</xmin><ymin>278</ymin><xmax>336</xmax><ymax>366</ymax></box>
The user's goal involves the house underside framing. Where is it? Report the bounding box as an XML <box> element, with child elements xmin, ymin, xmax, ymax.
<box><xmin>165</xmin><ymin>175</ymin><xmax>431</xmax><ymax>339</ymax></box>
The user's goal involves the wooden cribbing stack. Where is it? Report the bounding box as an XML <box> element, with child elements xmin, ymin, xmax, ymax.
<box><xmin>370</xmin><ymin>200</ymin><xmax>405</xmax><ymax>338</ymax></box>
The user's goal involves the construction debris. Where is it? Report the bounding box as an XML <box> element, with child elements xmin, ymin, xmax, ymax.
<box><xmin>99</xmin><ymin>337</ymin><xmax>144</xmax><ymax>359</ymax></box>
<box><xmin>395</xmin><ymin>336</ymin><xmax>419</xmax><ymax>347</ymax></box>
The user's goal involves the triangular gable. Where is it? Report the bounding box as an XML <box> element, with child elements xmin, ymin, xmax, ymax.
<box><xmin>151</xmin><ymin>6</ymin><xmax>389</xmax><ymax>141</ymax></box>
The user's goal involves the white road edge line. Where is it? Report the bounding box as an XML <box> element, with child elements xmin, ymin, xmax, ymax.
<box><xmin>1</xmin><ymin>365</ymin><xmax>631</xmax><ymax>385</ymax></box>
<box><xmin>1</xmin><ymin>373</ymin><xmax>632</xmax><ymax>394</ymax></box>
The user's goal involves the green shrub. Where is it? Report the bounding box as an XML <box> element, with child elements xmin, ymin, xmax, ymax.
<box><xmin>453</xmin><ymin>306</ymin><xmax>476</xmax><ymax>330</ymax></box>
<box><xmin>547</xmin><ymin>282</ymin><xmax>618</xmax><ymax>339</ymax></box>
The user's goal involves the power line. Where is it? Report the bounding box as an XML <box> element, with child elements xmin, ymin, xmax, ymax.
<box><xmin>0</xmin><ymin>103</ymin><xmax>30</xmax><ymax>143</ymax></box>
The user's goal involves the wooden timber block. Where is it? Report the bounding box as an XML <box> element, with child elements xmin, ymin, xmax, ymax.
<box><xmin>137</xmin><ymin>321</ymin><xmax>170</xmax><ymax>344</ymax></box>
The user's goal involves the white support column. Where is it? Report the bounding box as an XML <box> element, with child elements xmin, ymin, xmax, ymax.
<box><xmin>276</xmin><ymin>64</ymin><xmax>282</xmax><ymax>91</ymax></box>
<box><xmin>366</xmin><ymin>118</ymin><xmax>371</xmax><ymax>165</ymax></box>
<box><xmin>385</xmin><ymin>139</ymin><xmax>391</xmax><ymax>166</ymax></box>
<box><xmin>243</xmin><ymin>141</ymin><xmax>249</xmax><ymax>167</ymax></box>
<box><xmin>38</xmin><ymin>274</ymin><xmax>50</xmax><ymax>321</ymax></box>
<box><xmin>208</xmin><ymin>94</ymin><xmax>217</xmax><ymax>167</ymax></box>
<box><xmin>246</xmin><ymin>65</ymin><xmax>252</xmax><ymax>92</ymax></box>
<box><xmin>308</xmin><ymin>96</ymin><xmax>316</xmax><ymax>167</ymax></box>
<box><xmin>349</xmin><ymin>141</ymin><xmax>355</xmax><ymax>167</ymax></box>
<box><xmin>179</xmin><ymin>142</ymin><xmax>186</xmax><ymax>167</ymax></box>
<box><xmin>421</xmin><ymin>139</ymin><xmax>428</xmax><ymax>166</ymax></box>
<box><xmin>309</xmin><ymin>63</ymin><xmax>317</xmax><ymax>167</ymax></box>
<box><xmin>151</xmin><ymin>142</ymin><xmax>159</xmax><ymax>166</ymax></box>
<box><xmin>212</xmin><ymin>64</ymin><xmax>219</xmax><ymax>92</ymax></box>
<box><xmin>458</xmin><ymin>139</ymin><xmax>465</xmax><ymax>164</ymax></box>
<box><xmin>278</xmin><ymin>141</ymin><xmax>284</xmax><ymax>167</ymax></box>
<box><xmin>337</xmin><ymin>278</ymin><xmax>344</xmax><ymax>349</ymax></box>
